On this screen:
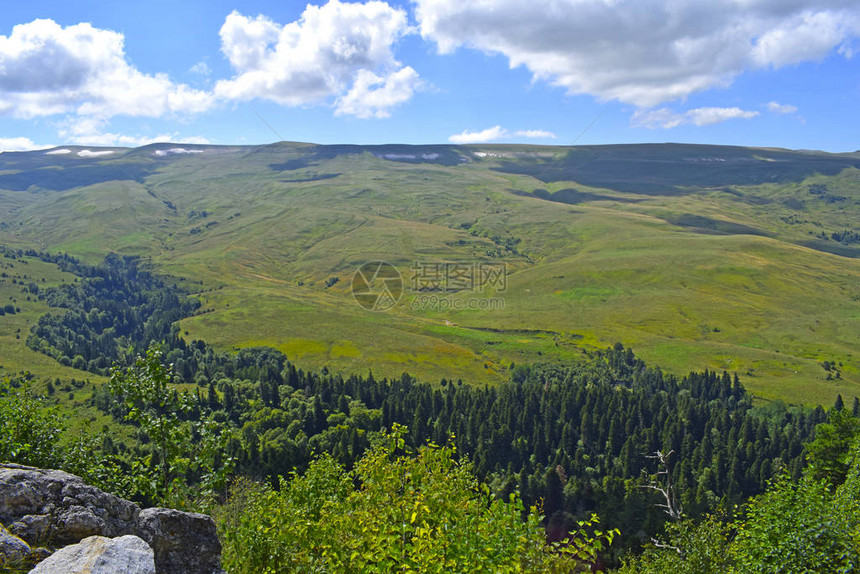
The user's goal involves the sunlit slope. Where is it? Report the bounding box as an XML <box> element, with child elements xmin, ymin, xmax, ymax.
<box><xmin>1</xmin><ymin>142</ymin><xmax>859</xmax><ymax>405</ymax></box>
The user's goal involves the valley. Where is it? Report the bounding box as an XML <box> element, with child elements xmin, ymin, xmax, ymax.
<box><xmin>2</xmin><ymin>142</ymin><xmax>859</xmax><ymax>405</ymax></box>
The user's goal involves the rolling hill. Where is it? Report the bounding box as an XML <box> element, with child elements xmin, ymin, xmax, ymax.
<box><xmin>1</xmin><ymin>141</ymin><xmax>859</xmax><ymax>405</ymax></box>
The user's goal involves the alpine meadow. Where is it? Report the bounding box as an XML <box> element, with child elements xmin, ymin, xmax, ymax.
<box><xmin>2</xmin><ymin>143</ymin><xmax>859</xmax><ymax>405</ymax></box>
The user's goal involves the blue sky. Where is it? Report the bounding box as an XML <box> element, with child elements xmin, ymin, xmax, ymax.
<box><xmin>0</xmin><ymin>0</ymin><xmax>858</xmax><ymax>152</ymax></box>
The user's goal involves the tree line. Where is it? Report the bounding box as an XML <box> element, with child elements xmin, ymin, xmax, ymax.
<box><xmin>24</xmin><ymin>250</ymin><xmax>199</xmax><ymax>373</ymax></box>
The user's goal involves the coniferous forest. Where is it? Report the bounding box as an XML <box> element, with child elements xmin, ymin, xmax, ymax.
<box><xmin>5</xmin><ymin>248</ymin><xmax>858</xmax><ymax>572</ymax></box>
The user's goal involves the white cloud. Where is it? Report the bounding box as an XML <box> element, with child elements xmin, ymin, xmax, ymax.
<box><xmin>414</xmin><ymin>0</ymin><xmax>860</xmax><ymax>107</ymax></box>
<box><xmin>0</xmin><ymin>19</ymin><xmax>214</xmax><ymax>120</ymax></box>
<box><xmin>189</xmin><ymin>61</ymin><xmax>212</xmax><ymax>76</ymax></box>
<box><xmin>215</xmin><ymin>1</ymin><xmax>419</xmax><ymax>118</ymax></box>
<box><xmin>218</xmin><ymin>12</ymin><xmax>281</xmax><ymax>71</ymax></box>
<box><xmin>632</xmin><ymin>107</ymin><xmax>760</xmax><ymax>129</ymax></box>
<box><xmin>767</xmin><ymin>101</ymin><xmax>799</xmax><ymax>114</ymax></box>
<box><xmin>69</xmin><ymin>131</ymin><xmax>172</xmax><ymax>147</ymax></box>
<box><xmin>751</xmin><ymin>10</ymin><xmax>855</xmax><ymax>68</ymax></box>
<box><xmin>57</xmin><ymin>117</ymin><xmax>210</xmax><ymax>147</ymax></box>
<box><xmin>449</xmin><ymin>125</ymin><xmax>508</xmax><ymax>143</ymax></box>
<box><xmin>0</xmin><ymin>137</ymin><xmax>39</xmax><ymax>152</ymax></box>
<box><xmin>515</xmin><ymin>129</ymin><xmax>556</xmax><ymax>139</ymax></box>
<box><xmin>449</xmin><ymin>125</ymin><xmax>559</xmax><ymax>143</ymax></box>
<box><xmin>686</xmin><ymin>107</ymin><xmax>760</xmax><ymax>126</ymax></box>
<box><xmin>336</xmin><ymin>67</ymin><xmax>421</xmax><ymax>118</ymax></box>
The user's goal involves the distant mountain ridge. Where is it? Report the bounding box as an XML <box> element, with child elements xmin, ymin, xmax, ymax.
<box><xmin>3</xmin><ymin>141</ymin><xmax>859</xmax><ymax>194</ymax></box>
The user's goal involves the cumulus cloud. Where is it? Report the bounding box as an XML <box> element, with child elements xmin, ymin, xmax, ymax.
<box><xmin>515</xmin><ymin>129</ymin><xmax>556</xmax><ymax>139</ymax></box>
<box><xmin>751</xmin><ymin>10</ymin><xmax>856</xmax><ymax>68</ymax></box>
<box><xmin>449</xmin><ymin>125</ymin><xmax>509</xmax><ymax>144</ymax></box>
<box><xmin>336</xmin><ymin>66</ymin><xmax>421</xmax><ymax>118</ymax></box>
<box><xmin>0</xmin><ymin>137</ymin><xmax>40</xmax><ymax>152</ymax></box>
<box><xmin>0</xmin><ymin>19</ymin><xmax>213</xmax><ymax>120</ymax></box>
<box><xmin>632</xmin><ymin>107</ymin><xmax>760</xmax><ymax>129</ymax></box>
<box><xmin>767</xmin><ymin>101</ymin><xmax>799</xmax><ymax>114</ymax></box>
<box><xmin>57</xmin><ymin>117</ymin><xmax>210</xmax><ymax>147</ymax></box>
<box><xmin>449</xmin><ymin>125</ymin><xmax>559</xmax><ymax>143</ymax></box>
<box><xmin>414</xmin><ymin>0</ymin><xmax>860</xmax><ymax>107</ymax></box>
<box><xmin>215</xmin><ymin>1</ymin><xmax>421</xmax><ymax>117</ymax></box>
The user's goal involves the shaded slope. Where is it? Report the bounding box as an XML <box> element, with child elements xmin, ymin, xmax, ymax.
<box><xmin>491</xmin><ymin>143</ymin><xmax>860</xmax><ymax>194</ymax></box>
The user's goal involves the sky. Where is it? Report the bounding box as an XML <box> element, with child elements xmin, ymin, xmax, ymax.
<box><xmin>0</xmin><ymin>0</ymin><xmax>858</xmax><ymax>152</ymax></box>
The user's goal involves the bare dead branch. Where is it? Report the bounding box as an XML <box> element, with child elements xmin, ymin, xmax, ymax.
<box><xmin>650</xmin><ymin>537</ymin><xmax>684</xmax><ymax>556</ymax></box>
<box><xmin>639</xmin><ymin>449</ymin><xmax>682</xmax><ymax>520</ymax></box>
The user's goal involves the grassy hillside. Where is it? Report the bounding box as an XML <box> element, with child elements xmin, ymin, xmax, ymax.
<box><xmin>0</xmin><ymin>252</ymin><xmax>96</xmax><ymax>380</ymax></box>
<box><xmin>1</xmin><ymin>142</ymin><xmax>859</xmax><ymax>405</ymax></box>
<box><xmin>0</xmin><ymin>249</ymin><xmax>110</xmax><ymax>436</ymax></box>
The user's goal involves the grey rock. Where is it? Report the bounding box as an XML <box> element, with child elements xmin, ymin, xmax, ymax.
<box><xmin>10</xmin><ymin>514</ymin><xmax>51</xmax><ymax>542</ymax></box>
<box><xmin>58</xmin><ymin>505</ymin><xmax>106</xmax><ymax>540</ymax></box>
<box><xmin>0</xmin><ymin>523</ymin><xmax>31</xmax><ymax>566</ymax></box>
<box><xmin>28</xmin><ymin>534</ymin><xmax>155</xmax><ymax>574</ymax></box>
<box><xmin>137</xmin><ymin>508</ymin><xmax>223</xmax><ymax>574</ymax></box>
<box><xmin>0</xmin><ymin>464</ymin><xmax>224</xmax><ymax>573</ymax></box>
<box><xmin>0</xmin><ymin>463</ymin><xmax>139</xmax><ymax>545</ymax></box>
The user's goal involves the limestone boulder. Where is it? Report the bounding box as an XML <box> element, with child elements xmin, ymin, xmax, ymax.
<box><xmin>28</xmin><ymin>534</ymin><xmax>155</xmax><ymax>574</ymax></box>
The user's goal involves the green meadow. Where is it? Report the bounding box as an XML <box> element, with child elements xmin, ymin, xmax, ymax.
<box><xmin>1</xmin><ymin>142</ymin><xmax>859</xmax><ymax>405</ymax></box>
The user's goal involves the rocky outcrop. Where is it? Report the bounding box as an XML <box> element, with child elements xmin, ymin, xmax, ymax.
<box><xmin>0</xmin><ymin>463</ymin><xmax>223</xmax><ymax>574</ymax></box>
<box><xmin>137</xmin><ymin>508</ymin><xmax>223</xmax><ymax>574</ymax></box>
<box><xmin>0</xmin><ymin>464</ymin><xmax>138</xmax><ymax>545</ymax></box>
<box><xmin>28</xmin><ymin>534</ymin><xmax>156</xmax><ymax>574</ymax></box>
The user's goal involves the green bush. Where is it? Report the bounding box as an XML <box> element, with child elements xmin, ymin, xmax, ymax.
<box><xmin>216</xmin><ymin>425</ymin><xmax>616</xmax><ymax>573</ymax></box>
<box><xmin>621</xmin><ymin>439</ymin><xmax>860</xmax><ymax>573</ymax></box>
<box><xmin>732</xmin><ymin>468</ymin><xmax>860</xmax><ymax>573</ymax></box>
<box><xmin>0</xmin><ymin>379</ymin><xmax>64</xmax><ymax>467</ymax></box>
<box><xmin>106</xmin><ymin>349</ymin><xmax>234</xmax><ymax>508</ymax></box>
<box><xmin>618</xmin><ymin>515</ymin><xmax>733</xmax><ymax>574</ymax></box>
